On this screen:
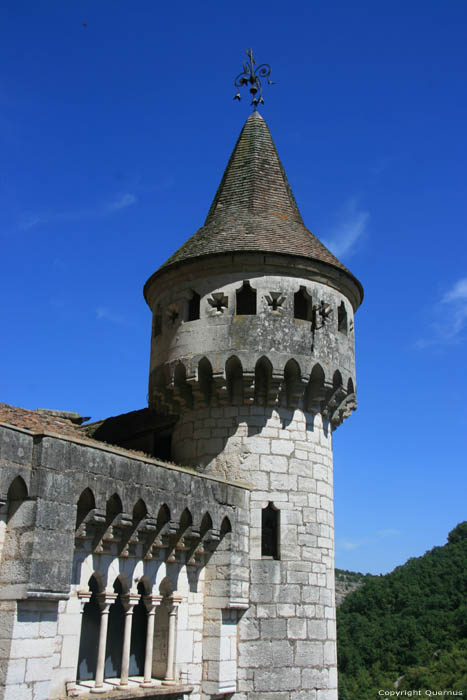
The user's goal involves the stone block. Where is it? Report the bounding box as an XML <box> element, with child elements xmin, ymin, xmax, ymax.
<box><xmin>295</xmin><ymin>640</ymin><xmax>324</xmax><ymax>667</ymax></box>
<box><xmin>10</xmin><ymin>637</ymin><xmax>54</xmax><ymax>659</ymax></box>
<box><xmin>307</xmin><ymin>619</ymin><xmax>327</xmax><ymax>640</ymax></box>
<box><xmin>270</xmin><ymin>473</ymin><xmax>297</xmax><ymax>491</ymax></box>
<box><xmin>25</xmin><ymin>657</ymin><xmax>53</xmax><ymax>682</ymax></box>
<box><xmin>270</xmin><ymin>440</ymin><xmax>294</xmax><ymax>456</ymax></box>
<box><xmin>3</xmin><ymin>683</ymin><xmax>33</xmax><ymax>700</ymax></box>
<box><xmin>254</xmin><ymin>667</ymin><xmax>300</xmax><ymax>692</ymax></box>
<box><xmin>273</xmin><ymin>585</ymin><xmax>300</xmax><ymax>604</ymax></box>
<box><xmin>260</xmin><ymin>455</ymin><xmax>288</xmax><ymax>473</ymax></box>
<box><xmin>259</xmin><ymin>618</ymin><xmax>286</xmax><ymax>639</ymax></box>
<box><xmin>287</xmin><ymin>617</ymin><xmax>307</xmax><ymax>640</ymax></box>
<box><xmin>276</xmin><ymin>603</ymin><xmax>295</xmax><ymax>617</ymax></box>
<box><xmin>5</xmin><ymin>657</ymin><xmax>26</xmax><ymax>685</ymax></box>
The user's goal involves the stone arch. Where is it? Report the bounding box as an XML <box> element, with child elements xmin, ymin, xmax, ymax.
<box><xmin>158</xmin><ymin>576</ymin><xmax>174</xmax><ymax>598</ymax></box>
<box><xmin>347</xmin><ymin>377</ymin><xmax>355</xmax><ymax>394</ymax></box>
<box><xmin>153</xmin><ymin>303</ymin><xmax>163</xmax><ymax>337</ymax></box>
<box><xmin>200</xmin><ymin>512</ymin><xmax>213</xmax><ymax>537</ymax></box>
<box><xmin>106</xmin><ymin>493</ymin><xmax>123</xmax><ymax>525</ymax></box>
<box><xmin>226</xmin><ymin>355</ymin><xmax>243</xmax><ymax>405</ymax></box>
<box><xmin>262</xmin><ymin>502</ymin><xmax>280</xmax><ymax>560</ymax></box>
<box><xmin>185</xmin><ymin>290</ymin><xmax>201</xmax><ymax>322</ymax></box>
<box><xmin>220</xmin><ymin>516</ymin><xmax>232</xmax><ymax>536</ymax></box>
<box><xmin>294</xmin><ymin>286</ymin><xmax>313</xmax><ymax>321</ymax></box>
<box><xmin>305</xmin><ymin>363</ymin><xmax>325</xmax><ymax>412</ymax></box>
<box><xmin>157</xmin><ymin>504</ymin><xmax>171</xmax><ymax>527</ymax></box>
<box><xmin>284</xmin><ymin>358</ymin><xmax>301</xmax><ymax>409</ymax></box>
<box><xmin>198</xmin><ymin>357</ymin><xmax>213</xmax><ymax>405</ymax></box>
<box><xmin>6</xmin><ymin>475</ymin><xmax>28</xmax><ymax>522</ymax></box>
<box><xmin>75</xmin><ymin>487</ymin><xmax>95</xmax><ymax>529</ymax></box>
<box><xmin>254</xmin><ymin>356</ymin><xmax>272</xmax><ymax>406</ymax></box>
<box><xmin>333</xmin><ymin>369</ymin><xmax>343</xmax><ymax>388</ymax></box>
<box><xmin>173</xmin><ymin>362</ymin><xmax>193</xmax><ymax>409</ymax></box>
<box><xmin>338</xmin><ymin>301</ymin><xmax>348</xmax><ymax>334</ymax></box>
<box><xmin>77</xmin><ymin>574</ymin><xmax>102</xmax><ymax>681</ymax></box>
<box><xmin>105</xmin><ymin>577</ymin><xmax>126</xmax><ymax>678</ymax></box>
<box><xmin>132</xmin><ymin>499</ymin><xmax>147</xmax><ymax>525</ymax></box>
<box><xmin>129</xmin><ymin>579</ymin><xmax>148</xmax><ymax>676</ymax></box>
<box><xmin>179</xmin><ymin>508</ymin><xmax>193</xmax><ymax>534</ymax></box>
<box><xmin>236</xmin><ymin>280</ymin><xmax>257</xmax><ymax>315</ymax></box>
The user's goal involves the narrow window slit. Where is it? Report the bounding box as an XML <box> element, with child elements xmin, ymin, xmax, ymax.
<box><xmin>262</xmin><ymin>502</ymin><xmax>280</xmax><ymax>560</ymax></box>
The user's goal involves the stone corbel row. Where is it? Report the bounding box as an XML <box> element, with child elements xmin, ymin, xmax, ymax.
<box><xmin>75</xmin><ymin>510</ymin><xmax>221</xmax><ymax>565</ymax></box>
<box><xmin>150</xmin><ymin>374</ymin><xmax>357</xmax><ymax>428</ymax></box>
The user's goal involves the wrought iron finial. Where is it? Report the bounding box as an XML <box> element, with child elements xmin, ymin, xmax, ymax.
<box><xmin>233</xmin><ymin>48</ymin><xmax>274</xmax><ymax>110</ymax></box>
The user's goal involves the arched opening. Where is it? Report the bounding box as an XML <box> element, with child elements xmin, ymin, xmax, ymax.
<box><xmin>178</xmin><ymin>508</ymin><xmax>193</xmax><ymax>536</ymax></box>
<box><xmin>75</xmin><ymin>488</ymin><xmax>95</xmax><ymax>529</ymax></box>
<box><xmin>133</xmin><ymin>499</ymin><xmax>147</xmax><ymax>526</ymax></box>
<box><xmin>220</xmin><ymin>516</ymin><xmax>232</xmax><ymax>536</ymax></box>
<box><xmin>226</xmin><ymin>356</ymin><xmax>243</xmax><ymax>405</ymax></box>
<box><xmin>347</xmin><ymin>378</ymin><xmax>355</xmax><ymax>394</ymax></box>
<box><xmin>294</xmin><ymin>286</ymin><xmax>312</xmax><ymax>321</ymax></box>
<box><xmin>185</xmin><ymin>291</ymin><xmax>201</xmax><ymax>322</ymax></box>
<box><xmin>198</xmin><ymin>357</ymin><xmax>213</xmax><ymax>405</ymax></box>
<box><xmin>284</xmin><ymin>359</ymin><xmax>301</xmax><ymax>408</ymax></box>
<box><xmin>157</xmin><ymin>504</ymin><xmax>171</xmax><ymax>528</ymax></box>
<box><xmin>174</xmin><ymin>362</ymin><xmax>193</xmax><ymax>409</ymax></box>
<box><xmin>262</xmin><ymin>503</ymin><xmax>279</xmax><ymax>560</ymax></box>
<box><xmin>77</xmin><ymin>575</ymin><xmax>101</xmax><ymax>681</ymax></box>
<box><xmin>305</xmin><ymin>363</ymin><xmax>325</xmax><ymax>412</ymax></box>
<box><xmin>200</xmin><ymin>512</ymin><xmax>213</xmax><ymax>538</ymax></box>
<box><xmin>236</xmin><ymin>281</ymin><xmax>256</xmax><ymax>315</ymax></box>
<box><xmin>106</xmin><ymin>494</ymin><xmax>123</xmax><ymax>526</ymax></box>
<box><xmin>338</xmin><ymin>301</ymin><xmax>348</xmax><ymax>334</ymax></box>
<box><xmin>129</xmin><ymin>580</ymin><xmax>148</xmax><ymax>676</ymax></box>
<box><xmin>153</xmin><ymin>304</ymin><xmax>162</xmax><ymax>337</ymax></box>
<box><xmin>333</xmin><ymin>370</ymin><xmax>343</xmax><ymax>389</ymax></box>
<box><xmin>105</xmin><ymin>578</ymin><xmax>126</xmax><ymax>678</ymax></box>
<box><xmin>254</xmin><ymin>356</ymin><xmax>272</xmax><ymax>406</ymax></box>
<box><xmin>6</xmin><ymin>476</ymin><xmax>28</xmax><ymax>522</ymax></box>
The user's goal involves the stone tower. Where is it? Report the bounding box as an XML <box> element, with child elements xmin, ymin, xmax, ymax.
<box><xmin>144</xmin><ymin>111</ymin><xmax>363</xmax><ymax>700</ymax></box>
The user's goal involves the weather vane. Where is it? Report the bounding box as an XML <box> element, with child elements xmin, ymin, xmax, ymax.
<box><xmin>233</xmin><ymin>48</ymin><xmax>274</xmax><ymax>110</ymax></box>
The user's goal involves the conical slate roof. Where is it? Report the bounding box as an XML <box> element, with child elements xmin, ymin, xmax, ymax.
<box><xmin>161</xmin><ymin>111</ymin><xmax>349</xmax><ymax>274</ymax></box>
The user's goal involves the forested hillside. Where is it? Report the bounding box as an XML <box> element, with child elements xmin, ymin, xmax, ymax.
<box><xmin>337</xmin><ymin>522</ymin><xmax>467</xmax><ymax>699</ymax></box>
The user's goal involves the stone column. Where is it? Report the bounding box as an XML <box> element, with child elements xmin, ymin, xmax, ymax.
<box><xmin>162</xmin><ymin>595</ymin><xmax>182</xmax><ymax>685</ymax></box>
<box><xmin>119</xmin><ymin>593</ymin><xmax>140</xmax><ymax>686</ymax></box>
<box><xmin>91</xmin><ymin>593</ymin><xmax>117</xmax><ymax>693</ymax></box>
<box><xmin>140</xmin><ymin>594</ymin><xmax>162</xmax><ymax>687</ymax></box>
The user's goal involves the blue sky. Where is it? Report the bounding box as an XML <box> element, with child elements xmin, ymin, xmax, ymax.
<box><xmin>1</xmin><ymin>0</ymin><xmax>466</xmax><ymax>574</ymax></box>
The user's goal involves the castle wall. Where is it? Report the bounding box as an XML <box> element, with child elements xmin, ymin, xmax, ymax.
<box><xmin>0</xmin><ymin>422</ymin><xmax>250</xmax><ymax>700</ymax></box>
<box><xmin>173</xmin><ymin>406</ymin><xmax>337</xmax><ymax>700</ymax></box>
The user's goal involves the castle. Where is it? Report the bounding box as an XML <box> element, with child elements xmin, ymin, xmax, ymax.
<box><xmin>0</xmin><ymin>108</ymin><xmax>363</xmax><ymax>700</ymax></box>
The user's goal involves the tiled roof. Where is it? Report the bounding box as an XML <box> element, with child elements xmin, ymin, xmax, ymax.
<box><xmin>0</xmin><ymin>403</ymin><xmax>89</xmax><ymax>439</ymax></box>
<box><xmin>161</xmin><ymin>111</ymin><xmax>351</xmax><ymax>275</ymax></box>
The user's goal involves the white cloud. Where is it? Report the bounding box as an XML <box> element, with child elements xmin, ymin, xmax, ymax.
<box><xmin>19</xmin><ymin>192</ymin><xmax>137</xmax><ymax>230</ymax></box>
<box><xmin>105</xmin><ymin>193</ymin><xmax>137</xmax><ymax>213</ymax></box>
<box><xmin>338</xmin><ymin>539</ymin><xmax>362</xmax><ymax>551</ymax></box>
<box><xmin>417</xmin><ymin>276</ymin><xmax>467</xmax><ymax>347</ymax></box>
<box><xmin>376</xmin><ymin>528</ymin><xmax>401</xmax><ymax>538</ymax></box>
<box><xmin>337</xmin><ymin>529</ymin><xmax>401</xmax><ymax>552</ymax></box>
<box><xmin>322</xmin><ymin>197</ymin><xmax>369</xmax><ymax>258</ymax></box>
<box><xmin>95</xmin><ymin>307</ymin><xmax>125</xmax><ymax>324</ymax></box>
<box><xmin>442</xmin><ymin>277</ymin><xmax>467</xmax><ymax>303</ymax></box>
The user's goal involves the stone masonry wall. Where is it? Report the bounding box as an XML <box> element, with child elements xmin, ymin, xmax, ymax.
<box><xmin>172</xmin><ymin>405</ymin><xmax>337</xmax><ymax>700</ymax></box>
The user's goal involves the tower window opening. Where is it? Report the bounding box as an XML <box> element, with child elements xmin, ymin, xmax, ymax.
<box><xmin>338</xmin><ymin>302</ymin><xmax>348</xmax><ymax>334</ymax></box>
<box><xmin>186</xmin><ymin>291</ymin><xmax>200</xmax><ymax>321</ymax></box>
<box><xmin>262</xmin><ymin>502</ymin><xmax>279</xmax><ymax>559</ymax></box>
<box><xmin>294</xmin><ymin>287</ymin><xmax>312</xmax><ymax>321</ymax></box>
<box><xmin>236</xmin><ymin>281</ymin><xmax>257</xmax><ymax>315</ymax></box>
<box><xmin>153</xmin><ymin>305</ymin><xmax>162</xmax><ymax>337</ymax></box>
